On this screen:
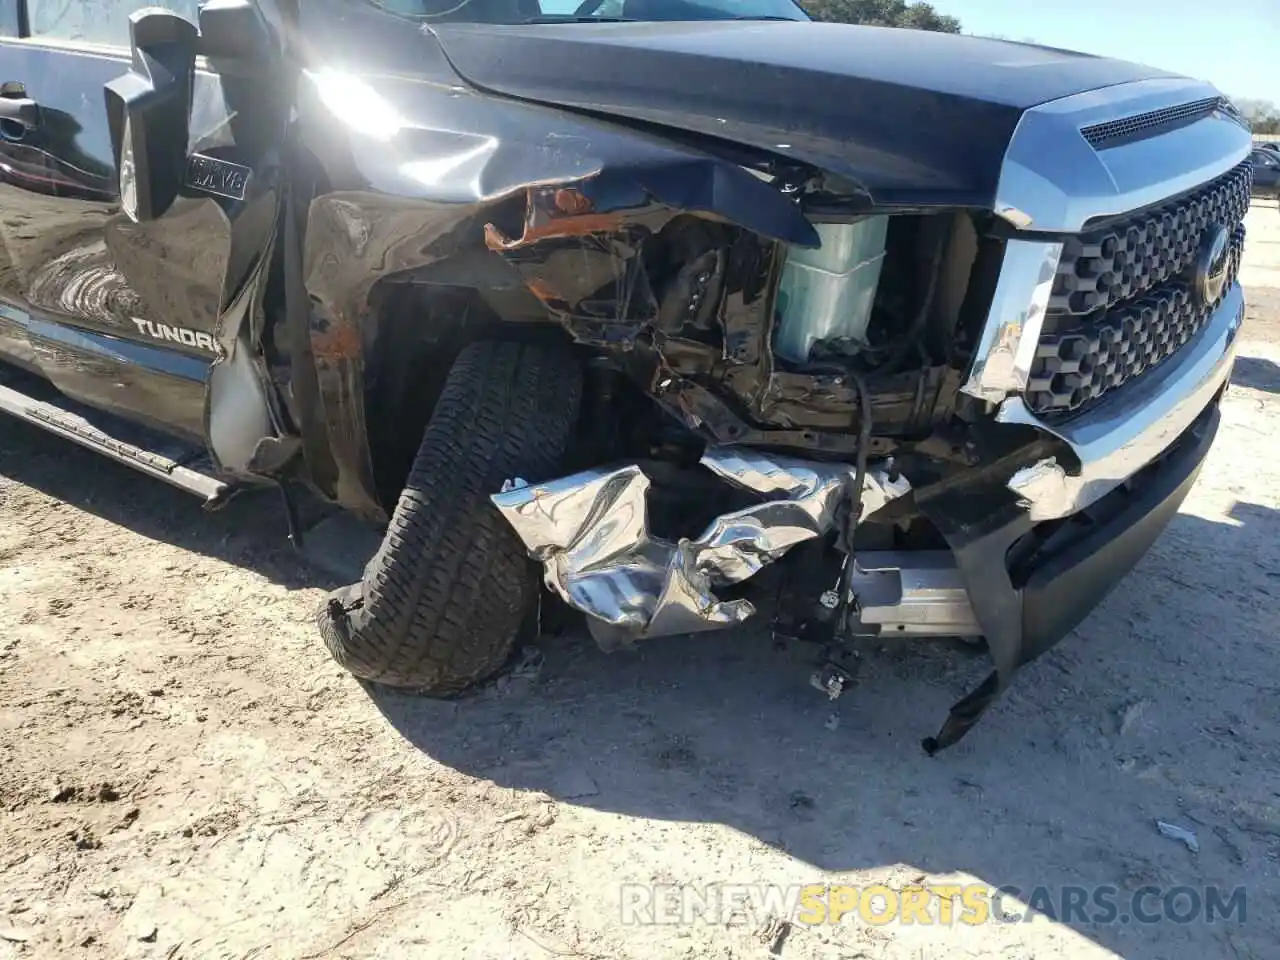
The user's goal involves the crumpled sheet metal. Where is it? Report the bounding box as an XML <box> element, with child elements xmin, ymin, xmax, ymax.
<box><xmin>1006</xmin><ymin>456</ymin><xmax>1075</xmax><ymax>522</ymax></box>
<box><xmin>491</xmin><ymin>447</ymin><xmax>910</xmax><ymax>649</ymax></box>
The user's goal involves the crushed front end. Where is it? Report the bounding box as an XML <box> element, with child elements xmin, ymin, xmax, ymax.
<box><xmin>476</xmin><ymin>80</ymin><xmax>1251</xmax><ymax>749</ymax></box>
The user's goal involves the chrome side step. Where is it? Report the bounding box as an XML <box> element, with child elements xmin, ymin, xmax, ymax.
<box><xmin>0</xmin><ymin>370</ymin><xmax>233</xmax><ymax>507</ymax></box>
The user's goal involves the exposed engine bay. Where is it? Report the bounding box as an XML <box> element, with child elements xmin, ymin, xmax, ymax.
<box><xmin>433</xmin><ymin>184</ymin><xmax>1074</xmax><ymax>754</ymax></box>
<box><xmin>476</xmin><ymin>191</ymin><xmax>999</xmax><ymax>633</ymax></box>
<box><xmin>483</xmin><ymin>187</ymin><xmax>989</xmax><ymax>457</ymax></box>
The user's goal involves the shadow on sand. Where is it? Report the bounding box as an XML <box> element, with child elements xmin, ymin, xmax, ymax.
<box><xmin>369</xmin><ymin>500</ymin><xmax>1280</xmax><ymax>960</ymax></box>
<box><xmin>5</xmin><ymin>395</ymin><xmax>1276</xmax><ymax>959</ymax></box>
<box><xmin>1231</xmin><ymin>355</ymin><xmax>1280</xmax><ymax>393</ymax></box>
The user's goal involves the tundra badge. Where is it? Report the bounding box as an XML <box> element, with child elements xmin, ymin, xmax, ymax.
<box><xmin>131</xmin><ymin>318</ymin><xmax>217</xmax><ymax>353</ymax></box>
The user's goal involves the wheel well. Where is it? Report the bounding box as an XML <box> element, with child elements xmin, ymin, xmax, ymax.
<box><xmin>362</xmin><ymin>264</ymin><xmax>575</xmax><ymax>508</ymax></box>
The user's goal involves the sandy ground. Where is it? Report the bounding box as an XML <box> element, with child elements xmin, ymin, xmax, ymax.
<box><xmin>2</xmin><ymin>204</ymin><xmax>1280</xmax><ymax>960</ymax></box>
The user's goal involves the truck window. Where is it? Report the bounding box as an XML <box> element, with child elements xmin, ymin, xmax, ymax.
<box><xmin>25</xmin><ymin>0</ymin><xmax>199</xmax><ymax>45</ymax></box>
<box><xmin>0</xmin><ymin>0</ymin><xmax>17</xmax><ymax>36</ymax></box>
<box><xmin>374</xmin><ymin>0</ymin><xmax>808</xmax><ymax>23</ymax></box>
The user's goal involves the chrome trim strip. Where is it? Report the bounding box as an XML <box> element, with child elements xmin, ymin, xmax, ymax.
<box><xmin>960</xmin><ymin>240</ymin><xmax>1062</xmax><ymax>402</ymax></box>
<box><xmin>996</xmin><ymin>78</ymin><xmax>1253</xmax><ymax>233</ymax></box>
<box><xmin>1000</xmin><ymin>283</ymin><xmax>1244</xmax><ymax>521</ymax></box>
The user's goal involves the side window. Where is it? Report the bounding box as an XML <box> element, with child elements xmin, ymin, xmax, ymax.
<box><xmin>26</xmin><ymin>0</ymin><xmax>200</xmax><ymax>46</ymax></box>
<box><xmin>0</xmin><ymin>0</ymin><xmax>18</xmax><ymax>37</ymax></box>
<box><xmin>538</xmin><ymin>0</ymin><xmax>625</xmax><ymax>12</ymax></box>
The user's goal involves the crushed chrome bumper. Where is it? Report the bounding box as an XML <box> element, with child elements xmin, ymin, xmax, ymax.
<box><xmin>1001</xmin><ymin>283</ymin><xmax>1243</xmax><ymax>521</ymax></box>
<box><xmin>491</xmin><ymin>447</ymin><xmax>909</xmax><ymax>647</ymax></box>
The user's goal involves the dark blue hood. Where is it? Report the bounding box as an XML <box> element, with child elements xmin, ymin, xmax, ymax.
<box><xmin>431</xmin><ymin>21</ymin><xmax>1180</xmax><ymax>207</ymax></box>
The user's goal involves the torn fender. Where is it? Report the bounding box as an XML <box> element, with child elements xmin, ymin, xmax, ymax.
<box><xmin>293</xmin><ymin>61</ymin><xmax>818</xmax><ymax>519</ymax></box>
<box><xmin>491</xmin><ymin>447</ymin><xmax>910</xmax><ymax>650</ymax></box>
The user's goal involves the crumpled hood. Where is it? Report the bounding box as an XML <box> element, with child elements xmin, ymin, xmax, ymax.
<box><xmin>431</xmin><ymin>21</ymin><xmax>1179</xmax><ymax>207</ymax></box>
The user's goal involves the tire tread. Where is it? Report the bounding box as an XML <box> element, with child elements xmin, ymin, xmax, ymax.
<box><xmin>317</xmin><ymin>340</ymin><xmax>581</xmax><ymax>693</ymax></box>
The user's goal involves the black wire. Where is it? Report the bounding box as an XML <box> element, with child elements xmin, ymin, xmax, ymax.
<box><xmin>884</xmin><ymin>229</ymin><xmax>946</xmax><ymax>374</ymax></box>
<box><xmin>832</xmin><ymin>371</ymin><xmax>873</xmax><ymax>637</ymax></box>
<box><xmin>848</xmin><ymin>370</ymin><xmax>873</xmax><ymax>530</ymax></box>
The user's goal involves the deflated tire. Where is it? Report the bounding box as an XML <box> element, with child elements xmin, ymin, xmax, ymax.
<box><xmin>317</xmin><ymin>340</ymin><xmax>582</xmax><ymax>693</ymax></box>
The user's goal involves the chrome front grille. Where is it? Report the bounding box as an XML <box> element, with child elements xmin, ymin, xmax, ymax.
<box><xmin>1024</xmin><ymin>161</ymin><xmax>1252</xmax><ymax>418</ymax></box>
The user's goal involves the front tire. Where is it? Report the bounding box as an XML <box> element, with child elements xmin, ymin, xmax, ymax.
<box><xmin>317</xmin><ymin>340</ymin><xmax>581</xmax><ymax>693</ymax></box>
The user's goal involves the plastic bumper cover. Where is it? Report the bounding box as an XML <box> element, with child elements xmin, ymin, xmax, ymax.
<box><xmin>920</xmin><ymin>391</ymin><xmax>1222</xmax><ymax>753</ymax></box>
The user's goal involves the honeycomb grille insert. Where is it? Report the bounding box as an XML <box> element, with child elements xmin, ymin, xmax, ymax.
<box><xmin>1080</xmin><ymin>97</ymin><xmax>1224</xmax><ymax>148</ymax></box>
<box><xmin>1025</xmin><ymin>227</ymin><xmax>1244</xmax><ymax>418</ymax></box>
<box><xmin>1021</xmin><ymin>159</ymin><xmax>1252</xmax><ymax>420</ymax></box>
<box><xmin>1048</xmin><ymin>161</ymin><xmax>1252</xmax><ymax>317</ymax></box>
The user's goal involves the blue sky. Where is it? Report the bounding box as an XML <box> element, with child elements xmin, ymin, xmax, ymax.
<box><xmin>930</xmin><ymin>0</ymin><xmax>1280</xmax><ymax>103</ymax></box>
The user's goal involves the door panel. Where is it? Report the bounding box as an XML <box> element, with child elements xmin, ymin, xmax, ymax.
<box><xmin>0</xmin><ymin>34</ymin><xmax>282</xmax><ymax>446</ymax></box>
<box><xmin>0</xmin><ymin>41</ymin><xmax>209</xmax><ymax>437</ymax></box>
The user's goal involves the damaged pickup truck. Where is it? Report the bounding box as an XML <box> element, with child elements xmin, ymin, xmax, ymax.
<box><xmin>0</xmin><ymin>0</ymin><xmax>1254</xmax><ymax>750</ymax></box>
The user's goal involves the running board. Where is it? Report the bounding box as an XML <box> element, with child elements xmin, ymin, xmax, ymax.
<box><xmin>0</xmin><ymin>374</ymin><xmax>234</xmax><ymax>507</ymax></box>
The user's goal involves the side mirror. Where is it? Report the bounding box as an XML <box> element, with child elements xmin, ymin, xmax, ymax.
<box><xmin>104</xmin><ymin>11</ymin><xmax>198</xmax><ymax>222</ymax></box>
<box><xmin>198</xmin><ymin>0</ymin><xmax>276</xmax><ymax>65</ymax></box>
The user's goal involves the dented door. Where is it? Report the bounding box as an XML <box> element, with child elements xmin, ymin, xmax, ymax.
<box><xmin>0</xmin><ymin>18</ymin><xmax>283</xmax><ymax>449</ymax></box>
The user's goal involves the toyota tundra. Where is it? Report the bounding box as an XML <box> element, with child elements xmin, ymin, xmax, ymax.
<box><xmin>0</xmin><ymin>0</ymin><xmax>1254</xmax><ymax>749</ymax></box>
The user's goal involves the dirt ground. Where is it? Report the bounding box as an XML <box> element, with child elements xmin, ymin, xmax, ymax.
<box><xmin>2</xmin><ymin>203</ymin><xmax>1280</xmax><ymax>960</ymax></box>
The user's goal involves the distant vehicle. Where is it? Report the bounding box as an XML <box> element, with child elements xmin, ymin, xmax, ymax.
<box><xmin>1253</xmin><ymin>148</ymin><xmax>1280</xmax><ymax>199</ymax></box>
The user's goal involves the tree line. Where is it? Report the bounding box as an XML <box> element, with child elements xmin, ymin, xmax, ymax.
<box><xmin>798</xmin><ymin>0</ymin><xmax>960</xmax><ymax>32</ymax></box>
<box><xmin>794</xmin><ymin>2</ymin><xmax>1280</xmax><ymax>138</ymax></box>
<box><xmin>1236</xmin><ymin>99</ymin><xmax>1280</xmax><ymax>136</ymax></box>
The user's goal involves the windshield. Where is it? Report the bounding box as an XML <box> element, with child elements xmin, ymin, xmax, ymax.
<box><xmin>373</xmin><ymin>0</ymin><xmax>809</xmax><ymax>25</ymax></box>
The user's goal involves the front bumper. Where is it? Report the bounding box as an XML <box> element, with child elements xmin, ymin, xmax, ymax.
<box><xmin>999</xmin><ymin>282</ymin><xmax>1244</xmax><ymax>521</ymax></box>
<box><xmin>918</xmin><ymin>391</ymin><xmax>1222</xmax><ymax>752</ymax></box>
<box><xmin>927</xmin><ymin>79</ymin><xmax>1251</xmax><ymax>748</ymax></box>
<box><xmin>1019</xmin><ymin>398</ymin><xmax>1218</xmax><ymax>662</ymax></box>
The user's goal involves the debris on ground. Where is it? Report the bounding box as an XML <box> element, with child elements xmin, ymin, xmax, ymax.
<box><xmin>1117</xmin><ymin>698</ymin><xmax>1152</xmax><ymax>737</ymax></box>
<box><xmin>1156</xmin><ymin>820</ymin><xmax>1200</xmax><ymax>853</ymax></box>
<box><xmin>757</xmin><ymin>915</ymin><xmax>793</xmax><ymax>955</ymax></box>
